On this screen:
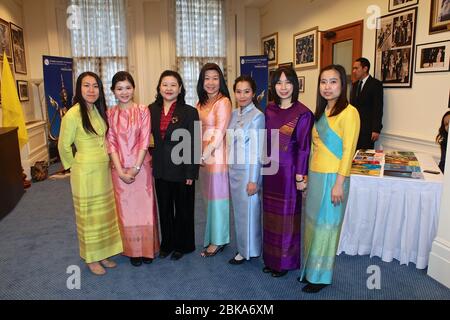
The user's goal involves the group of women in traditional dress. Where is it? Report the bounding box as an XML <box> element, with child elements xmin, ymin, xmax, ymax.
<box><xmin>58</xmin><ymin>62</ymin><xmax>360</xmax><ymax>294</ymax></box>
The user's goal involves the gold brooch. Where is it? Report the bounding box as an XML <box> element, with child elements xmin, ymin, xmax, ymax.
<box><xmin>171</xmin><ymin>116</ymin><xmax>179</xmax><ymax>124</ymax></box>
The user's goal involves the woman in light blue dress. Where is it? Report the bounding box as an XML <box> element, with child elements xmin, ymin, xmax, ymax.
<box><xmin>227</xmin><ymin>75</ymin><xmax>265</xmax><ymax>264</ymax></box>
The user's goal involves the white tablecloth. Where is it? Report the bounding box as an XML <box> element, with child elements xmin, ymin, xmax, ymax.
<box><xmin>337</xmin><ymin>153</ymin><xmax>443</xmax><ymax>269</ymax></box>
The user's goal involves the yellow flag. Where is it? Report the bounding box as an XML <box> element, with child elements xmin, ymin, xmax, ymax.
<box><xmin>1</xmin><ymin>52</ymin><xmax>28</xmax><ymax>149</ymax></box>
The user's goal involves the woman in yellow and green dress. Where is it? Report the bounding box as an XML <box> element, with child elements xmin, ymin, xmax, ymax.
<box><xmin>58</xmin><ymin>72</ymin><xmax>123</xmax><ymax>276</ymax></box>
<box><xmin>299</xmin><ymin>65</ymin><xmax>360</xmax><ymax>293</ymax></box>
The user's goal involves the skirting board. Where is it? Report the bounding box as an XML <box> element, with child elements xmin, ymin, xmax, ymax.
<box><xmin>428</xmin><ymin>238</ymin><xmax>450</xmax><ymax>289</ymax></box>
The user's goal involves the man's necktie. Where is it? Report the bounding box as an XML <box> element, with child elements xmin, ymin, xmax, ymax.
<box><xmin>356</xmin><ymin>80</ymin><xmax>363</xmax><ymax>98</ymax></box>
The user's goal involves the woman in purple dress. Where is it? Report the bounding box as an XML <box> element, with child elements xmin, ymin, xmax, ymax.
<box><xmin>262</xmin><ymin>67</ymin><xmax>314</xmax><ymax>277</ymax></box>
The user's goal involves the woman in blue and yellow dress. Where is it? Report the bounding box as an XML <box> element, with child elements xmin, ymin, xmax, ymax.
<box><xmin>58</xmin><ymin>72</ymin><xmax>123</xmax><ymax>275</ymax></box>
<box><xmin>299</xmin><ymin>65</ymin><xmax>360</xmax><ymax>293</ymax></box>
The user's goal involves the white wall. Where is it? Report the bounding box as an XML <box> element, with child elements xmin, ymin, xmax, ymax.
<box><xmin>0</xmin><ymin>0</ymin><xmax>33</xmax><ymax>122</ymax></box>
<box><xmin>21</xmin><ymin>0</ymin><xmax>70</xmax><ymax>122</ymax></box>
<box><xmin>260</xmin><ymin>0</ymin><xmax>450</xmax><ymax>157</ymax></box>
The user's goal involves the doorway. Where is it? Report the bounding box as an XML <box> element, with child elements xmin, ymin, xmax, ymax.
<box><xmin>321</xmin><ymin>20</ymin><xmax>364</xmax><ymax>93</ymax></box>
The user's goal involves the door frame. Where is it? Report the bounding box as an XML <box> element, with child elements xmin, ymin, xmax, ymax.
<box><xmin>320</xmin><ymin>20</ymin><xmax>364</xmax><ymax>81</ymax></box>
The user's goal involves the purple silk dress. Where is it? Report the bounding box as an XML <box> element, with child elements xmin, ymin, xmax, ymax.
<box><xmin>263</xmin><ymin>101</ymin><xmax>314</xmax><ymax>272</ymax></box>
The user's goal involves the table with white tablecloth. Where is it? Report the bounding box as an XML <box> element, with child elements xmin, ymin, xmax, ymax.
<box><xmin>337</xmin><ymin>153</ymin><xmax>443</xmax><ymax>269</ymax></box>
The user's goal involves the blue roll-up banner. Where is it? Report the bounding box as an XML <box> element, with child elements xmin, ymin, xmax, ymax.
<box><xmin>240</xmin><ymin>55</ymin><xmax>269</xmax><ymax>111</ymax></box>
<box><xmin>42</xmin><ymin>56</ymin><xmax>73</xmax><ymax>141</ymax></box>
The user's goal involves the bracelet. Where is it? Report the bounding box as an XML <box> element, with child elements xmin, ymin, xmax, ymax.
<box><xmin>296</xmin><ymin>179</ymin><xmax>304</xmax><ymax>183</ymax></box>
<box><xmin>133</xmin><ymin>165</ymin><xmax>141</xmax><ymax>172</ymax></box>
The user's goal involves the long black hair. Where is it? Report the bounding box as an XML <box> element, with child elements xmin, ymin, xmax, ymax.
<box><xmin>196</xmin><ymin>63</ymin><xmax>230</xmax><ymax>106</ymax></box>
<box><xmin>233</xmin><ymin>75</ymin><xmax>259</xmax><ymax>108</ymax></box>
<box><xmin>73</xmin><ymin>71</ymin><xmax>108</xmax><ymax>135</ymax></box>
<box><xmin>154</xmin><ymin>70</ymin><xmax>186</xmax><ymax>106</ymax></box>
<box><xmin>315</xmin><ymin>64</ymin><xmax>348</xmax><ymax>121</ymax></box>
<box><xmin>270</xmin><ymin>66</ymin><xmax>299</xmax><ymax>106</ymax></box>
<box><xmin>436</xmin><ymin>110</ymin><xmax>450</xmax><ymax>145</ymax></box>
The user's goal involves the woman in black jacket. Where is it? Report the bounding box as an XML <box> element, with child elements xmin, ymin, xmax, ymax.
<box><xmin>149</xmin><ymin>70</ymin><xmax>200</xmax><ymax>261</ymax></box>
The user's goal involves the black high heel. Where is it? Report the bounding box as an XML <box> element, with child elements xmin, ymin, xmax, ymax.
<box><xmin>262</xmin><ymin>266</ymin><xmax>273</xmax><ymax>273</ymax></box>
<box><xmin>271</xmin><ymin>270</ymin><xmax>288</xmax><ymax>277</ymax></box>
<box><xmin>228</xmin><ymin>252</ymin><xmax>245</xmax><ymax>265</ymax></box>
<box><xmin>302</xmin><ymin>283</ymin><xmax>329</xmax><ymax>293</ymax></box>
<box><xmin>130</xmin><ymin>257</ymin><xmax>142</xmax><ymax>267</ymax></box>
<box><xmin>201</xmin><ymin>244</ymin><xmax>227</xmax><ymax>257</ymax></box>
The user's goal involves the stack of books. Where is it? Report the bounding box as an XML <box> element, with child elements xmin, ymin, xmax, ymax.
<box><xmin>351</xmin><ymin>150</ymin><xmax>383</xmax><ymax>176</ymax></box>
<box><xmin>383</xmin><ymin>151</ymin><xmax>423</xmax><ymax>179</ymax></box>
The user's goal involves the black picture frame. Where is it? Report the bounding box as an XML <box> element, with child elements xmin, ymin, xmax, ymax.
<box><xmin>374</xmin><ymin>7</ymin><xmax>417</xmax><ymax>88</ymax></box>
<box><xmin>262</xmin><ymin>33</ymin><xmax>278</xmax><ymax>66</ymax></box>
<box><xmin>17</xmin><ymin>80</ymin><xmax>29</xmax><ymax>101</ymax></box>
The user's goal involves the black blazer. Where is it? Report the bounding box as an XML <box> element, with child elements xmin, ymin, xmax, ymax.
<box><xmin>149</xmin><ymin>101</ymin><xmax>200</xmax><ymax>182</ymax></box>
<box><xmin>350</xmin><ymin>75</ymin><xmax>384</xmax><ymax>135</ymax></box>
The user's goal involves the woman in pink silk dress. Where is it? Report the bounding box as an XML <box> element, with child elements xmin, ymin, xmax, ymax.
<box><xmin>106</xmin><ymin>71</ymin><xmax>160</xmax><ymax>267</ymax></box>
<box><xmin>196</xmin><ymin>63</ymin><xmax>232</xmax><ymax>257</ymax></box>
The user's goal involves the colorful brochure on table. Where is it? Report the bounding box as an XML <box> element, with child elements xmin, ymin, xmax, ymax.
<box><xmin>383</xmin><ymin>151</ymin><xmax>423</xmax><ymax>179</ymax></box>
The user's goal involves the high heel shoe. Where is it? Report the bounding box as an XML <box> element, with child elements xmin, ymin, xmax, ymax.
<box><xmin>302</xmin><ymin>283</ymin><xmax>329</xmax><ymax>293</ymax></box>
<box><xmin>201</xmin><ymin>244</ymin><xmax>226</xmax><ymax>257</ymax></box>
<box><xmin>228</xmin><ymin>252</ymin><xmax>245</xmax><ymax>265</ymax></box>
<box><xmin>271</xmin><ymin>270</ymin><xmax>288</xmax><ymax>277</ymax></box>
<box><xmin>262</xmin><ymin>266</ymin><xmax>273</xmax><ymax>273</ymax></box>
<box><xmin>142</xmin><ymin>257</ymin><xmax>153</xmax><ymax>264</ymax></box>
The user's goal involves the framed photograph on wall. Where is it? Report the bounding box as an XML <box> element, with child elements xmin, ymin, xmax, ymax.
<box><xmin>415</xmin><ymin>40</ymin><xmax>450</xmax><ymax>73</ymax></box>
<box><xmin>293</xmin><ymin>27</ymin><xmax>318</xmax><ymax>70</ymax></box>
<box><xmin>0</xmin><ymin>18</ymin><xmax>13</xmax><ymax>61</ymax></box>
<box><xmin>429</xmin><ymin>0</ymin><xmax>450</xmax><ymax>34</ymax></box>
<box><xmin>298</xmin><ymin>76</ymin><xmax>305</xmax><ymax>93</ymax></box>
<box><xmin>17</xmin><ymin>80</ymin><xmax>29</xmax><ymax>101</ymax></box>
<box><xmin>10</xmin><ymin>23</ymin><xmax>27</xmax><ymax>74</ymax></box>
<box><xmin>374</xmin><ymin>7</ymin><xmax>417</xmax><ymax>88</ymax></box>
<box><xmin>388</xmin><ymin>0</ymin><xmax>419</xmax><ymax>12</ymax></box>
<box><xmin>262</xmin><ymin>33</ymin><xmax>278</xmax><ymax>66</ymax></box>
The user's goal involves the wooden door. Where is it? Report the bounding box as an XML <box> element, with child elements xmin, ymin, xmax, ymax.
<box><xmin>321</xmin><ymin>20</ymin><xmax>364</xmax><ymax>84</ymax></box>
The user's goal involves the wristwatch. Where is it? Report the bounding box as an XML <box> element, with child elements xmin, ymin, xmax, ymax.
<box><xmin>133</xmin><ymin>165</ymin><xmax>141</xmax><ymax>172</ymax></box>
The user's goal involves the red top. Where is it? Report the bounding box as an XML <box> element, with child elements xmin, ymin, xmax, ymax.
<box><xmin>160</xmin><ymin>102</ymin><xmax>177</xmax><ymax>140</ymax></box>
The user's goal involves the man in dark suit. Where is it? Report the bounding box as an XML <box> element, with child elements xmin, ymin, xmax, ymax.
<box><xmin>350</xmin><ymin>57</ymin><xmax>384</xmax><ymax>150</ymax></box>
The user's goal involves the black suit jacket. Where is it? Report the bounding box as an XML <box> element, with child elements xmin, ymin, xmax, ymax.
<box><xmin>350</xmin><ymin>75</ymin><xmax>384</xmax><ymax>135</ymax></box>
<box><xmin>149</xmin><ymin>101</ymin><xmax>200</xmax><ymax>182</ymax></box>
